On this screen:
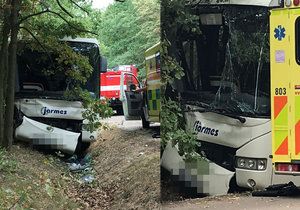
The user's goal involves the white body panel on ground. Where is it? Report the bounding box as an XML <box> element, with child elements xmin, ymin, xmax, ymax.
<box><xmin>14</xmin><ymin>99</ymin><xmax>98</xmax><ymax>153</ymax></box>
<box><xmin>161</xmin><ymin>142</ymin><xmax>234</xmax><ymax>195</ymax></box>
<box><xmin>15</xmin><ymin>116</ymin><xmax>80</xmax><ymax>154</ymax></box>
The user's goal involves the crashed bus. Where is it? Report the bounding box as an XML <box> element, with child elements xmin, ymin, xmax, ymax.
<box><xmin>161</xmin><ymin>0</ymin><xmax>300</xmax><ymax>195</ymax></box>
<box><xmin>14</xmin><ymin>38</ymin><xmax>107</xmax><ymax>154</ymax></box>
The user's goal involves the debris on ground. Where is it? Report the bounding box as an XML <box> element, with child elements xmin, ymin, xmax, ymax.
<box><xmin>252</xmin><ymin>182</ymin><xmax>300</xmax><ymax>197</ymax></box>
<box><xmin>80</xmin><ymin>175</ymin><xmax>95</xmax><ymax>184</ymax></box>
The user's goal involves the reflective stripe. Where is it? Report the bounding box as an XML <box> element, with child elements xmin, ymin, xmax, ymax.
<box><xmin>145</xmin><ymin>54</ymin><xmax>157</xmax><ymax>60</ymax></box>
<box><xmin>295</xmin><ymin>96</ymin><xmax>300</xmax><ymax>155</ymax></box>
<box><xmin>100</xmin><ymin>85</ymin><xmax>126</xmax><ymax>91</ymax></box>
<box><xmin>275</xmin><ymin>136</ymin><xmax>288</xmax><ymax>155</ymax></box>
<box><xmin>274</xmin><ymin>96</ymin><xmax>288</xmax><ymax>155</ymax></box>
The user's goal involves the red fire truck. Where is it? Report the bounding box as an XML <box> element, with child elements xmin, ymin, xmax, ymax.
<box><xmin>100</xmin><ymin>65</ymin><xmax>139</xmax><ymax>114</ymax></box>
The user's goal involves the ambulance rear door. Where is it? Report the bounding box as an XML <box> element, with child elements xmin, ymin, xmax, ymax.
<box><xmin>270</xmin><ymin>8</ymin><xmax>293</xmax><ymax>167</ymax></box>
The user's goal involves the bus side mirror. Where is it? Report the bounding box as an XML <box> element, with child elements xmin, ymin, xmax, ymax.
<box><xmin>100</xmin><ymin>56</ymin><xmax>107</xmax><ymax>73</ymax></box>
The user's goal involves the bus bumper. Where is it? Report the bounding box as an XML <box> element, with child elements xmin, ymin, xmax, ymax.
<box><xmin>15</xmin><ymin>116</ymin><xmax>80</xmax><ymax>154</ymax></box>
<box><xmin>161</xmin><ymin>142</ymin><xmax>234</xmax><ymax>195</ymax></box>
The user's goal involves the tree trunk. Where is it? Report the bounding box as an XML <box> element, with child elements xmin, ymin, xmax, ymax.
<box><xmin>4</xmin><ymin>0</ymin><xmax>20</xmax><ymax>148</ymax></box>
<box><xmin>0</xmin><ymin>1</ymin><xmax>11</xmax><ymax>147</ymax></box>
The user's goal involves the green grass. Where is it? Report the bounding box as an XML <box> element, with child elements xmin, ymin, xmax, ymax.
<box><xmin>0</xmin><ymin>146</ymin><xmax>80</xmax><ymax>210</ymax></box>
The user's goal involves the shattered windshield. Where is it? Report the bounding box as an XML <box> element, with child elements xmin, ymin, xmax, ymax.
<box><xmin>179</xmin><ymin>6</ymin><xmax>270</xmax><ymax>118</ymax></box>
<box><xmin>17</xmin><ymin>41</ymin><xmax>100</xmax><ymax>96</ymax></box>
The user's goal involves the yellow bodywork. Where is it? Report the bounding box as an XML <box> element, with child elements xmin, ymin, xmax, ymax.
<box><xmin>145</xmin><ymin>43</ymin><xmax>161</xmax><ymax>123</ymax></box>
<box><xmin>271</xmin><ymin>6</ymin><xmax>300</xmax><ymax>165</ymax></box>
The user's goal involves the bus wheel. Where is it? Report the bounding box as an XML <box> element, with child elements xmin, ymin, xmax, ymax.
<box><xmin>141</xmin><ymin>111</ymin><xmax>150</xmax><ymax>128</ymax></box>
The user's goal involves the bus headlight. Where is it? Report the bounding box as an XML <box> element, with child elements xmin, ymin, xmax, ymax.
<box><xmin>257</xmin><ymin>160</ymin><xmax>267</xmax><ymax>170</ymax></box>
<box><xmin>237</xmin><ymin>158</ymin><xmax>246</xmax><ymax>168</ymax></box>
<box><xmin>236</xmin><ymin>157</ymin><xmax>267</xmax><ymax>171</ymax></box>
<box><xmin>248</xmin><ymin>159</ymin><xmax>256</xmax><ymax>169</ymax></box>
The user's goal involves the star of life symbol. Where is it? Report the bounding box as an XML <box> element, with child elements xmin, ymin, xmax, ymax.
<box><xmin>274</xmin><ymin>25</ymin><xmax>286</xmax><ymax>41</ymax></box>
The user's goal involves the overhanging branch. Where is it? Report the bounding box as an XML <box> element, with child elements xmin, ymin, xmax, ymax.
<box><xmin>19</xmin><ymin>9</ymin><xmax>98</xmax><ymax>35</ymax></box>
<box><xmin>47</xmin><ymin>10</ymin><xmax>98</xmax><ymax>35</ymax></box>
<box><xmin>69</xmin><ymin>0</ymin><xmax>89</xmax><ymax>14</ymax></box>
<box><xmin>56</xmin><ymin>0</ymin><xmax>73</xmax><ymax>18</ymax></box>
<box><xmin>19</xmin><ymin>9</ymin><xmax>50</xmax><ymax>24</ymax></box>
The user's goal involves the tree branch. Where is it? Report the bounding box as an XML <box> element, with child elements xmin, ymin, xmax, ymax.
<box><xmin>47</xmin><ymin>10</ymin><xmax>98</xmax><ymax>35</ymax></box>
<box><xmin>19</xmin><ymin>9</ymin><xmax>98</xmax><ymax>35</ymax></box>
<box><xmin>19</xmin><ymin>9</ymin><xmax>50</xmax><ymax>24</ymax></box>
<box><xmin>69</xmin><ymin>0</ymin><xmax>89</xmax><ymax>14</ymax></box>
<box><xmin>56</xmin><ymin>0</ymin><xmax>73</xmax><ymax>18</ymax></box>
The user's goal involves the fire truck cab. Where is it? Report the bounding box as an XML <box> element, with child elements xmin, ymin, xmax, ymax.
<box><xmin>100</xmin><ymin>65</ymin><xmax>138</xmax><ymax>114</ymax></box>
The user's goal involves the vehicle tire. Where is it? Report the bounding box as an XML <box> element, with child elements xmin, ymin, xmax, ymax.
<box><xmin>75</xmin><ymin>140</ymin><xmax>91</xmax><ymax>156</ymax></box>
<box><xmin>116</xmin><ymin>107</ymin><xmax>123</xmax><ymax>115</ymax></box>
<box><xmin>228</xmin><ymin>175</ymin><xmax>248</xmax><ymax>193</ymax></box>
<box><xmin>141</xmin><ymin>110</ymin><xmax>150</xmax><ymax>128</ymax></box>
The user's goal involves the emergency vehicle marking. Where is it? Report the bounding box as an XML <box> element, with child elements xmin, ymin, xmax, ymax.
<box><xmin>275</xmin><ymin>50</ymin><xmax>285</xmax><ymax>63</ymax></box>
<box><xmin>295</xmin><ymin>96</ymin><xmax>300</xmax><ymax>155</ymax></box>
<box><xmin>274</xmin><ymin>25</ymin><xmax>286</xmax><ymax>41</ymax></box>
<box><xmin>147</xmin><ymin>88</ymin><xmax>161</xmax><ymax>111</ymax></box>
<box><xmin>145</xmin><ymin>47</ymin><xmax>161</xmax><ymax>116</ymax></box>
<box><xmin>274</xmin><ymin>96</ymin><xmax>288</xmax><ymax>155</ymax></box>
<box><xmin>275</xmin><ymin>136</ymin><xmax>288</xmax><ymax>155</ymax></box>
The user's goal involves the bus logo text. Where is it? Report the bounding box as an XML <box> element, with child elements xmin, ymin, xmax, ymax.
<box><xmin>193</xmin><ymin>121</ymin><xmax>219</xmax><ymax>136</ymax></box>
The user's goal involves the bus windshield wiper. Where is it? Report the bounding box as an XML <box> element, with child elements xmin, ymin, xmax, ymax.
<box><xmin>185</xmin><ymin>101</ymin><xmax>246</xmax><ymax>123</ymax></box>
<box><xmin>187</xmin><ymin>106</ymin><xmax>246</xmax><ymax>123</ymax></box>
<box><xmin>212</xmin><ymin>107</ymin><xmax>246</xmax><ymax>123</ymax></box>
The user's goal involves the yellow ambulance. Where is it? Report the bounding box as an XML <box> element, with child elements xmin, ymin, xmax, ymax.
<box><xmin>271</xmin><ymin>0</ymin><xmax>300</xmax><ymax>174</ymax></box>
<box><xmin>120</xmin><ymin>43</ymin><xmax>161</xmax><ymax>128</ymax></box>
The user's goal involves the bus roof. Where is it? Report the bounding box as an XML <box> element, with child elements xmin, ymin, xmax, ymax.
<box><xmin>194</xmin><ymin>0</ymin><xmax>280</xmax><ymax>7</ymax></box>
<box><xmin>60</xmin><ymin>37</ymin><xmax>99</xmax><ymax>45</ymax></box>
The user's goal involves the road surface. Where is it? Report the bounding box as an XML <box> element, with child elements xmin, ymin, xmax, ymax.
<box><xmin>162</xmin><ymin>194</ymin><xmax>300</xmax><ymax>210</ymax></box>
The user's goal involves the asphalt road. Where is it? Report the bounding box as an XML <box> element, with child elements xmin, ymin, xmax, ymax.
<box><xmin>162</xmin><ymin>194</ymin><xmax>300</xmax><ymax>210</ymax></box>
<box><xmin>102</xmin><ymin>114</ymin><xmax>160</xmax><ymax>132</ymax></box>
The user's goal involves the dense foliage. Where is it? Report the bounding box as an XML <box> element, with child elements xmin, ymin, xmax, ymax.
<box><xmin>161</xmin><ymin>0</ymin><xmax>199</xmax><ymax>160</ymax></box>
<box><xmin>94</xmin><ymin>0</ymin><xmax>160</xmax><ymax>78</ymax></box>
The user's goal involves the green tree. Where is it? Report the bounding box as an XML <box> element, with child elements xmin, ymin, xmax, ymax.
<box><xmin>94</xmin><ymin>0</ymin><xmax>160</xmax><ymax>78</ymax></box>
